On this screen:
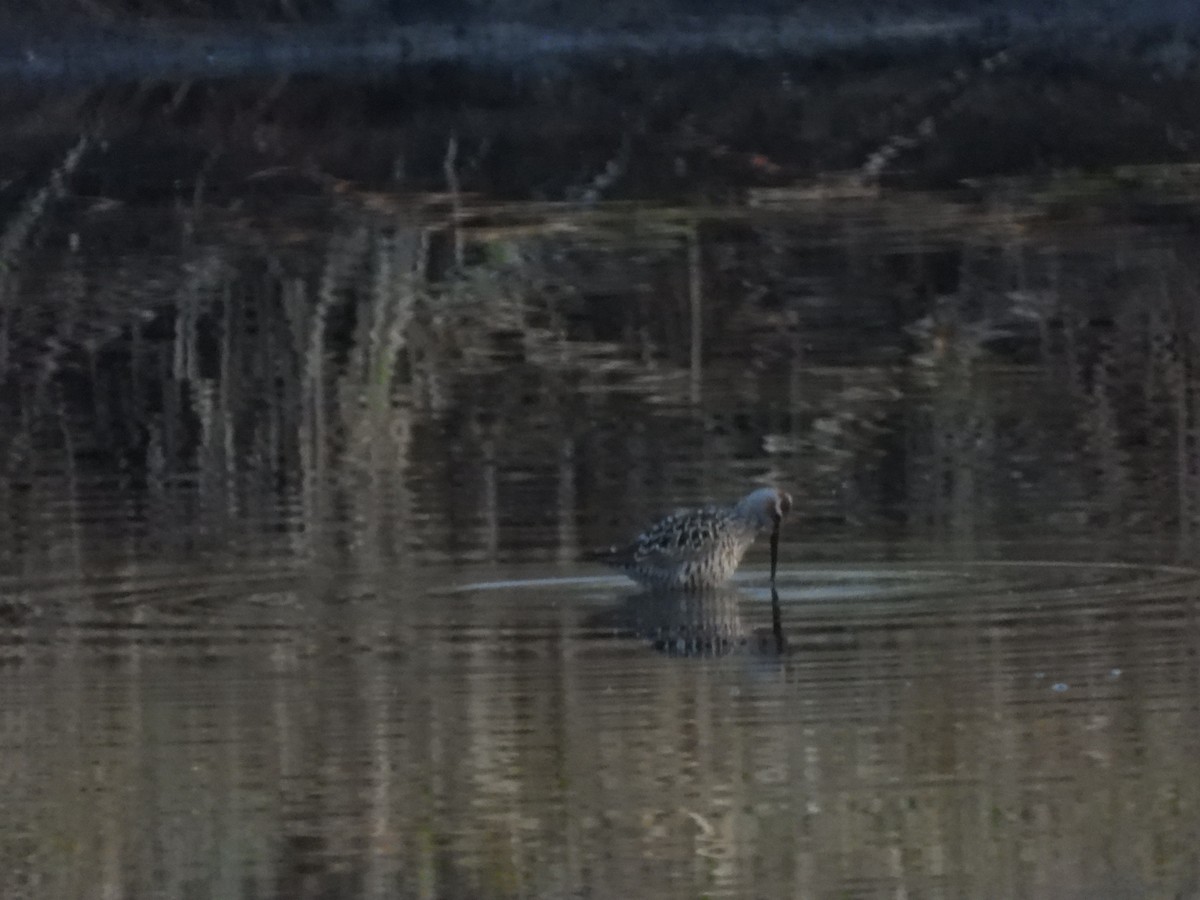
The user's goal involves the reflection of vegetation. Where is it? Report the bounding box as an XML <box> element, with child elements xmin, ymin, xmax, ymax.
<box><xmin>7</xmin><ymin>135</ymin><xmax>1200</xmax><ymax>897</ymax></box>
<box><xmin>4</xmin><ymin>562</ymin><xmax>1199</xmax><ymax>898</ymax></box>
<box><xmin>5</xmin><ymin>151</ymin><xmax>1200</xmax><ymax>566</ymax></box>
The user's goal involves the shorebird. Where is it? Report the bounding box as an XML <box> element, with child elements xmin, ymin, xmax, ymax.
<box><xmin>596</xmin><ymin>487</ymin><xmax>793</xmax><ymax>591</ymax></box>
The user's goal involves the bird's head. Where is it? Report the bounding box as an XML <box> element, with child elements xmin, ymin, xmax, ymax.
<box><xmin>735</xmin><ymin>487</ymin><xmax>793</xmax><ymax>533</ymax></box>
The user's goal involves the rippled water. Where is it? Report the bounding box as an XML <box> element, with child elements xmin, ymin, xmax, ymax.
<box><xmin>5</xmin><ymin>555</ymin><xmax>1200</xmax><ymax>897</ymax></box>
<box><xmin>5</xmin><ymin>133</ymin><xmax>1200</xmax><ymax>897</ymax></box>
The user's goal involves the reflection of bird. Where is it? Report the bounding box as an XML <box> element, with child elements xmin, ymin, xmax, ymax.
<box><xmin>582</xmin><ymin>586</ymin><xmax>788</xmax><ymax>657</ymax></box>
<box><xmin>585</xmin><ymin>587</ymin><xmax>747</xmax><ymax>656</ymax></box>
<box><xmin>595</xmin><ymin>487</ymin><xmax>792</xmax><ymax>590</ymax></box>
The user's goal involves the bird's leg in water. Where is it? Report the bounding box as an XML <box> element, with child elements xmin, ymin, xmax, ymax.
<box><xmin>769</xmin><ymin>525</ymin><xmax>780</xmax><ymax>585</ymax></box>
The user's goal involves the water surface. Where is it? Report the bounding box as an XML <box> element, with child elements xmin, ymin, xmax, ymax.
<box><xmin>3</xmin><ymin>125</ymin><xmax>1200</xmax><ymax>898</ymax></box>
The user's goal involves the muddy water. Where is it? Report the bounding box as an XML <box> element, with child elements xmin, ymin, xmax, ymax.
<box><xmin>4</xmin><ymin>161</ymin><xmax>1200</xmax><ymax>898</ymax></box>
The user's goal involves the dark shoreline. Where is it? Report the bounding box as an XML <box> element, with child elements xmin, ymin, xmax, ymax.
<box><xmin>1</xmin><ymin>3</ymin><xmax>1198</xmax><ymax>86</ymax></box>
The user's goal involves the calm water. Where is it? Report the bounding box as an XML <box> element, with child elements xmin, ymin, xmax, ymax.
<box><xmin>5</xmin><ymin>136</ymin><xmax>1200</xmax><ymax>898</ymax></box>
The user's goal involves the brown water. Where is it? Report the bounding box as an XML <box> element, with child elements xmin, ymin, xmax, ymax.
<box><xmin>4</xmin><ymin>147</ymin><xmax>1200</xmax><ymax>898</ymax></box>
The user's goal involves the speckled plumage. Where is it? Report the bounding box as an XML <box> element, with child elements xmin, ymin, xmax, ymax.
<box><xmin>597</xmin><ymin>487</ymin><xmax>792</xmax><ymax>590</ymax></box>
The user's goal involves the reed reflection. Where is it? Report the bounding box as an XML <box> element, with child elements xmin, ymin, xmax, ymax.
<box><xmin>5</xmin><ymin>140</ymin><xmax>1200</xmax><ymax>899</ymax></box>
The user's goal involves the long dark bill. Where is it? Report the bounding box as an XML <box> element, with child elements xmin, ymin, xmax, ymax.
<box><xmin>769</xmin><ymin>523</ymin><xmax>780</xmax><ymax>585</ymax></box>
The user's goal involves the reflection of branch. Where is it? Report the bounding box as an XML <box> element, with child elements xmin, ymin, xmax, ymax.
<box><xmin>860</xmin><ymin>48</ymin><xmax>1011</xmax><ymax>181</ymax></box>
<box><xmin>574</xmin><ymin>133</ymin><xmax>630</xmax><ymax>205</ymax></box>
<box><xmin>0</xmin><ymin>135</ymin><xmax>89</xmax><ymax>268</ymax></box>
<box><xmin>443</xmin><ymin>134</ymin><xmax>464</xmax><ymax>271</ymax></box>
<box><xmin>688</xmin><ymin>225</ymin><xmax>702</xmax><ymax>405</ymax></box>
<box><xmin>0</xmin><ymin>136</ymin><xmax>90</xmax><ymax>380</ymax></box>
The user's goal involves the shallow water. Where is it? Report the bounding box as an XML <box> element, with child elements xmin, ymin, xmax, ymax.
<box><xmin>5</xmin><ymin>556</ymin><xmax>1200</xmax><ymax>898</ymax></box>
<box><xmin>5</xmin><ymin>127</ymin><xmax>1200</xmax><ymax>897</ymax></box>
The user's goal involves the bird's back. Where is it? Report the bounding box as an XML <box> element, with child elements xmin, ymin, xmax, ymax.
<box><xmin>597</xmin><ymin>505</ymin><xmax>757</xmax><ymax>590</ymax></box>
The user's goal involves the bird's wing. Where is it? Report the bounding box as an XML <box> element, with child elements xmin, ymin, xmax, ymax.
<box><xmin>629</xmin><ymin>508</ymin><xmax>726</xmax><ymax>565</ymax></box>
<box><xmin>592</xmin><ymin>506</ymin><xmax>731</xmax><ymax>569</ymax></box>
